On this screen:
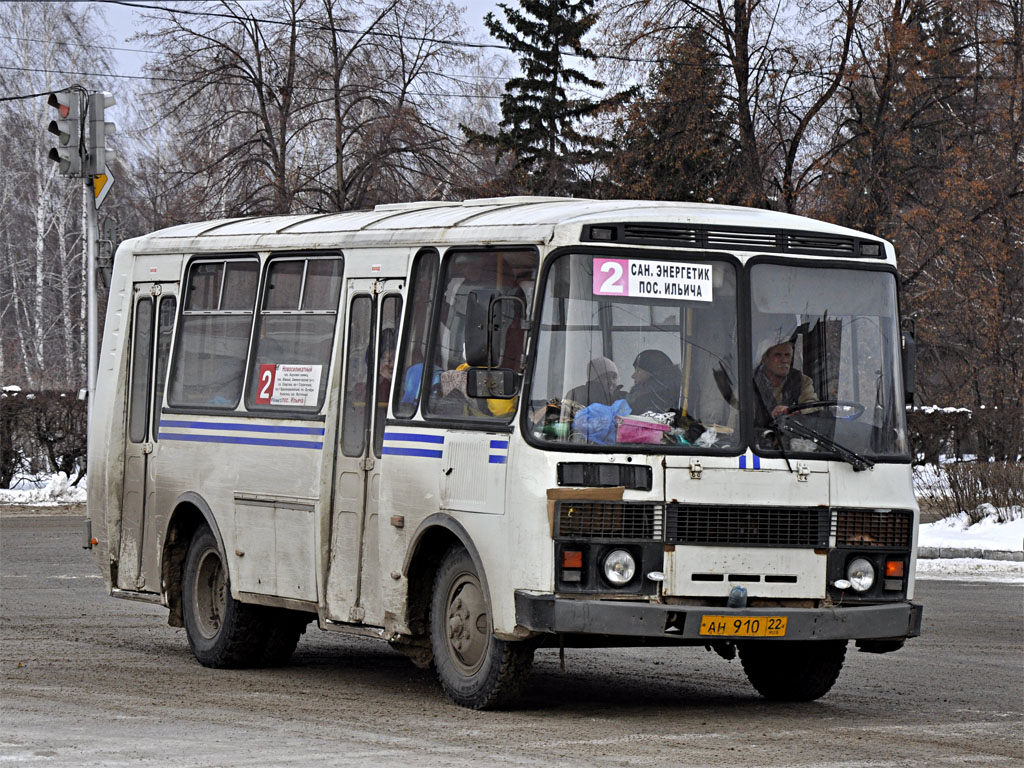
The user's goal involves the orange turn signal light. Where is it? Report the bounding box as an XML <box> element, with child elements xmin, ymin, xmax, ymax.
<box><xmin>885</xmin><ymin>559</ymin><xmax>905</xmax><ymax>578</ymax></box>
<box><xmin>561</xmin><ymin>550</ymin><xmax>583</xmax><ymax>569</ymax></box>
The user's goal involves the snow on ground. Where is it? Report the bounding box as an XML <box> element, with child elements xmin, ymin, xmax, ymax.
<box><xmin>916</xmin><ymin>557</ymin><xmax>1023</xmax><ymax>583</ymax></box>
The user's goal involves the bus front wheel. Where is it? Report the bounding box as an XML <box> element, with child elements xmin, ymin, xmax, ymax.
<box><xmin>429</xmin><ymin>546</ymin><xmax>534</xmax><ymax>709</ymax></box>
<box><xmin>738</xmin><ymin>640</ymin><xmax>847</xmax><ymax>701</ymax></box>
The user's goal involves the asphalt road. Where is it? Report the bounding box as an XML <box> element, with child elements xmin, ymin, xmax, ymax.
<box><xmin>1</xmin><ymin>514</ymin><xmax>1021</xmax><ymax>768</ymax></box>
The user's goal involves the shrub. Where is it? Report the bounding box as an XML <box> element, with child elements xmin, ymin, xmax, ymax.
<box><xmin>916</xmin><ymin>460</ymin><xmax>1024</xmax><ymax>523</ymax></box>
<box><xmin>0</xmin><ymin>390</ymin><xmax>86</xmax><ymax>489</ymax></box>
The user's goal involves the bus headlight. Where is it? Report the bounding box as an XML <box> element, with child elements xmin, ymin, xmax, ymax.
<box><xmin>846</xmin><ymin>557</ymin><xmax>876</xmax><ymax>592</ymax></box>
<box><xmin>602</xmin><ymin>549</ymin><xmax>636</xmax><ymax>587</ymax></box>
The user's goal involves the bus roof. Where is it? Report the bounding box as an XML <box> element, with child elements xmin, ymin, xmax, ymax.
<box><xmin>128</xmin><ymin>197</ymin><xmax>891</xmax><ymax>260</ymax></box>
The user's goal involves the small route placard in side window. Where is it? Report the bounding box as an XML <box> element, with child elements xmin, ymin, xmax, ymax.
<box><xmin>255</xmin><ymin>364</ymin><xmax>322</xmax><ymax>406</ymax></box>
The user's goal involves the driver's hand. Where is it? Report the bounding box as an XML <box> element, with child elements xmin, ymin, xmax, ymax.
<box><xmin>771</xmin><ymin>405</ymin><xmax>789</xmax><ymax>417</ymax></box>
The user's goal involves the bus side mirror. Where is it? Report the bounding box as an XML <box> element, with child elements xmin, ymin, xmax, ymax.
<box><xmin>465</xmin><ymin>289</ymin><xmax>499</xmax><ymax>367</ymax></box>
<box><xmin>466</xmin><ymin>367</ymin><xmax>518</xmax><ymax>399</ymax></box>
<box><xmin>901</xmin><ymin>328</ymin><xmax>916</xmax><ymax>406</ymax></box>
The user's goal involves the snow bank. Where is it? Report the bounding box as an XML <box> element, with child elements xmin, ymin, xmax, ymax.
<box><xmin>919</xmin><ymin>510</ymin><xmax>1024</xmax><ymax>552</ymax></box>
<box><xmin>0</xmin><ymin>473</ymin><xmax>87</xmax><ymax>505</ymax></box>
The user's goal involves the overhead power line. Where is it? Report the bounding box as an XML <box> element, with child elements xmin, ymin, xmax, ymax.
<box><xmin>0</xmin><ymin>90</ymin><xmax>56</xmax><ymax>103</ymax></box>
<box><xmin>0</xmin><ymin>63</ymin><xmax>516</xmax><ymax>101</ymax></box>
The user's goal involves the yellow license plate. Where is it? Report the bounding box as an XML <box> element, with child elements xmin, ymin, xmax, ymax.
<box><xmin>699</xmin><ymin>615</ymin><xmax>788</xmax><ymax>637</ymax></box>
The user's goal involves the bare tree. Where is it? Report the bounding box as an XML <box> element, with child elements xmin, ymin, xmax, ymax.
<box><xmin>0</xmin><ymin>2</ymin><xmax>113</xmax><ymax>388</ymax></box>
<box><xmin>597</xmin><ymin>0</ymin><xmax>861</xmax><ymax>210</ymax></box>
<box><xmin>133</xmin><ymin>0</ymin><xmax>476</xmax><ymax>218</ymax></box>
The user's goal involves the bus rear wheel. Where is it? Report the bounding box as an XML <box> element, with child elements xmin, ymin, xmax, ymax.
<box><xmin>429</xmin><ymin>546</ymin><xmax>533</xmax><ymax>709</ymax></box>
<box><xmin>738</xmin><ymin>640</ymin><xmax>847</xmax><ymax>701</ymax></box>
<box><xmin>182</xmin><ymin>526</ymin><xmax>300</xmax><ymax>668</ymax></box>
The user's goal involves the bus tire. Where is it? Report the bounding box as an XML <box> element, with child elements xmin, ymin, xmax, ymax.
<box><xmin>430</xmin><ymin>546</ymin><xmax>533</xmax><ymax>709</ymax></box>
<box><xmin>738</xmin><ymin>640</ymin><xmax>847</xmax><ymax>701</ymax></box>
<box><xmin>260</xmin><ymin>610</ymin><xmax>311</xmax><ymax>667</ymax></box>
<box><xmin>182</xmin><ymin>526</ymin><xmax>268</xmax><ymax>668</ymax></box>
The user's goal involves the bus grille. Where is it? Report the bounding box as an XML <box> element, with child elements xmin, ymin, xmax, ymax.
<box><xmin>833</xmin><ymin>508</ymin><xmax>912</xmax><ymax>548</ymax></box>
<box><xmin>555</xmin><ymin>501</ymin><xmax>662</xmax><ymax>541</ymax></box>
<box><xmin>665</xmin><ymin>504</ymin><xmax>830</xmax><ymax>548</ymax></box>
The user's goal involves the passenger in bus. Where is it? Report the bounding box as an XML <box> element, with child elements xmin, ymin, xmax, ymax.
<box><xmin>627</xmin><ymin>349</ymin><xmax>683</xmax><ymax>414</ymax></box>
<box><xmin>376</xmin><ymin>331</ymin><xmax>396</xmax><ymax>415</ymax></box>
<box><xmin>753</xmin><ymin>338</ymin><xmax>817</xmax><ymax>426</ymax></box>
<box><xmin>565</xmin><ymin>356</ymin><xmax>625</xmax><ymax>406</ymax></box>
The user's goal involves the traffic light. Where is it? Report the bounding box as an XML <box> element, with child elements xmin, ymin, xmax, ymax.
<box><xmin>47</xmin><ymin>90</ymin><xmax>84</xmax><ymax>176</ymax></box>
<box><xmin>86</xmin><ymin>91</ymin><xmax>116</xmax><ymax>177</ymax></box>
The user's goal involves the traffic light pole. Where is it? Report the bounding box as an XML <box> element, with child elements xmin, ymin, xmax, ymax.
<box><xmin>85</xmin><ymin>177</ymin><xmax>99</xmax><ymax>433</ymax></box>
<box><xmin>47</xmin><ymin>87</ymin><xmax>114</xmax><ymax>435</ymax></box>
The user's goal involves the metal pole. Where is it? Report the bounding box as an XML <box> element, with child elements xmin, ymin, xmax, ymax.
<box><xmin>85</xmin><ymin>177</ymin><xmax>98</xmax><ymax>432</ymax></box>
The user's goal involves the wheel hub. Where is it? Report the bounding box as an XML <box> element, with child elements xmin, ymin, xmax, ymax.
<box><xmin>192</xmin><ymin>548</ymin><xmax>226</xmax><ymax>640</ymax></box>
<box><xmin>445</xmin><ymin>576</ymin><xmax>488</xmax><ymax>674</ymax></box>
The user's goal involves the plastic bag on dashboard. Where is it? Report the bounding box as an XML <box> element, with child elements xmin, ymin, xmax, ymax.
<box><xmin>573</xmin><ymin>399</ymin><xmax>631</xmax><ymax>445</ymax></box>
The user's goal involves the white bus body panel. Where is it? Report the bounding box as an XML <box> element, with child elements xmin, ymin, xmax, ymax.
<box><xmin>87</xmin><ymin>198</ymin><xmax>913</xmax><ymax>651</ymax></box>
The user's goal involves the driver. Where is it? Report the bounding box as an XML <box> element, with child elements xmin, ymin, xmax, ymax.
<box><xmin>753</xmin><ymin>338</ymin><xmax>817</xmax><ymax>427</ymax></box>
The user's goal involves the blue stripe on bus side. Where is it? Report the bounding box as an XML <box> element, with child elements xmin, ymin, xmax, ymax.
<box><xmin>488</xmin><ymin>455</ymin><xmax>507</xmax><ymax>464</ymax></box>
<box><xmin>381</xmin><ymin>446</ymin><xmax>444</xmax><ymax>459</ymax></box>
<box><xmin>158</xmin><ymin>432</ymin><xmax>323</xmax><ymax>450</ymax></box>
<box><xmin>160</xmin><ymin>419</ymin><xmax>325</xmax><ymax>436</ymax></box>
<box><xmin>489</xmin><ymin>439</ymin><xmax>509</xmax><ymax>450</ymax></box>
<box><xmin>382</xmin><ymin>431</ymin><xmax>445</xmax><ymax>444</ymax></box>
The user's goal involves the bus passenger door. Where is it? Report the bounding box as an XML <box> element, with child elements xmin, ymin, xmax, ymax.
<box><xmin>118</xmin><ymin>283</ymin><xmax>177</xmax><ymax>592</ymax></box>
<box><xmin>325</xmin><ymin>280</ymin><xmax>402</xmax><ymax>625</ymax></box>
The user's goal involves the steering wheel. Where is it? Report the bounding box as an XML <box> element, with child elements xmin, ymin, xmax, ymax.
<box><xmin>785</xmin><ymin>399</ymin><xmax>865</xmax><ymax>420</ymax></box>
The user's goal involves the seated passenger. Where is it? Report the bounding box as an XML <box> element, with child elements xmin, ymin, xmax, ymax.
<box><xmin>627</xmin><ymin>350</ymin><xmax>682</xmax><ymax>414</ymax></box>
<box><xmin>565</xmin><ymin>356</ymin><xmax>625</xmax><ymax>406</ymax></box>
<box><xmin>753</xmin><ymin>338</ymin><xmax>817</xmax><ymax>427</ymax></box>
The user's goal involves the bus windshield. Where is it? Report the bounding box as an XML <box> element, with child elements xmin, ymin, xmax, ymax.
<box><xmin>528</xmin><ymin>252</ymin><xmax>742</xmax><ymax>450</ymax></box>
<box><xmin>528</xmin><ymin>253</ymin><xmax>908</xmax><ymax>461</ymax></box>
<box><xmin>749</xmin><ymin>263</ymin><xmax>909</xmax><ymax>462</ymax></box>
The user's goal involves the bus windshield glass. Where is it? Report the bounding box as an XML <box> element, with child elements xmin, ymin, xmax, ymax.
<box><xmin>750</xmin><ymin>263</ymin><xmax>909</xmax><ymax>461</ymax></box>
<box><xmin>528</xmin><ymin>252</ymin><xmax>741</xmax><ymax>450</ymax></box>
<box><xmin>528</xmin><ymin>254</ymin><xmax>908</xmax><ymax>461</ymax></box>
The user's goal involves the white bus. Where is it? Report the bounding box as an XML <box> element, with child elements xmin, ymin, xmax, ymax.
<box><xmin>87</xmin><ymin>197</ymin><xmax>922</xmax><ymax>709</ymax></box>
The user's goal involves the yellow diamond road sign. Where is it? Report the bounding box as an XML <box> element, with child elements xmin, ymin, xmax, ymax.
<box><xmin>93</xmin><ymin>171</ymin><xmax>113</xmax><ymax>208</ymax></box>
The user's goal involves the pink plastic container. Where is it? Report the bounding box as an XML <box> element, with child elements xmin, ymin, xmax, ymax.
<box><xmin>616</xmin><ymin>416</ymin><xmax>670</xmax><ymax>444</ymax></box>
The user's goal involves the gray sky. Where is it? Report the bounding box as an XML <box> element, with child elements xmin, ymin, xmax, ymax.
<box><xmin>94</xmin><ymin>0</ymin><xmax>500</xmax><ymax>77</ymax></box>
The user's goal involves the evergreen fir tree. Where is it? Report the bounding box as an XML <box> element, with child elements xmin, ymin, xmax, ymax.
<box><xmin>466</xmin><ymin>0</ymin><xmax>614</xmax><ymax>196</ymax></box>
<box><xmin>605</xmin><ymin>25</ymin><xmax>742</xmax><ymax>204</ymax></box>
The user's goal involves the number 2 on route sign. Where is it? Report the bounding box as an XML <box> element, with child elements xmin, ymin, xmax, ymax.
<box><xmin>592</xmin><ymin>257</ymin><xmax>713</xmax><ymax>302</ymax></box>
<box><xmin>256</xmin><ymin>364</ymin><xmax>277</xmax><ymax>404</ymax></box>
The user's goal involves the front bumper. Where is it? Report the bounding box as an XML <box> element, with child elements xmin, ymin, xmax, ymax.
<box><xmin>515</xmin><ymin>591</ymin><xmax>923</xmax><ymax>642</ymax></box>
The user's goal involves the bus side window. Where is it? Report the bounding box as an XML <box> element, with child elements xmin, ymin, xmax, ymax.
<box><xmin>127</xmin><ymin>298</ymin><xmax>155</xmax><ymax>443</ymax></box>
<box><xmin>393</xmin><ymin>249</ymin><xmax>438</xmax><ymax>419</ymax></box>
<box><xmin>245</xmin><ymin>253</ymin><xmax>343</xmax><ymax>412</ymax></box>
<box><xmin>373</xmin><ymin>295</ymin><xmax>402</xmax><ymax>457</ymax></box>
<box><xmin>425</xmin><ymin>248</ymin><xmax>537</xmax><ymax>421</ymax></box>
<box><xmin>167</xmin><ymin>258</ymin><xmax>258</xmax><ymax>409</ymax></box>
<box><xmin>152</xmin><ymin>296</ymin><xmax>177</xmax><ymax>438</ymax></box>
<box><xmin>341</xmin><ymin>295</ymin><xmax>373</xmax><ymax>457</ymax></box>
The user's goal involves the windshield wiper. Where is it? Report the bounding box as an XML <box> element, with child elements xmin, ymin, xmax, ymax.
<box><xmin>772</xmin><ymin>415</ymin><xmax>875</xmax><ymax>472</ymax></box>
